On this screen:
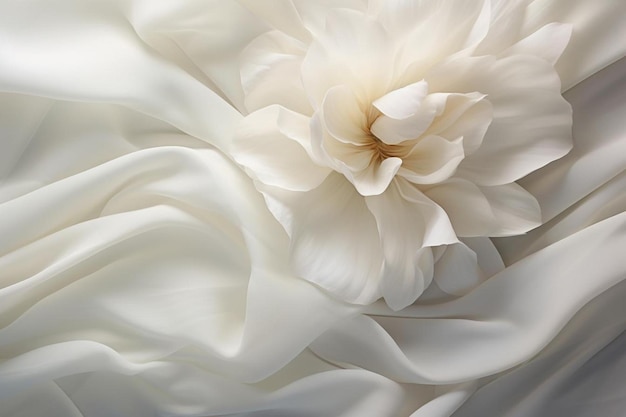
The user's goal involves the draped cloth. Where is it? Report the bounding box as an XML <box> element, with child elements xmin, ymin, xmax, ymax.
<box><xmin>0</xmin><ymin>1</ymin><xmax>625</xmax><ymax>416</ymax></box>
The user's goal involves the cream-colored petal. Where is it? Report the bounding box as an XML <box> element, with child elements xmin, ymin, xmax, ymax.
<box><xmin>396</xmin><ymin>179</ymin><xmax>458</xmax><ymax>248</ymax></box>
<box><xmin>500</xmin><ymin>22</ymin><xmax>572</xmax><ymax>65</ymax></box>
<box><xmin>424</xmin><ymin>179</ymin><xmax>496</xmax><ymax>237</ymax></box>
<box><xmin>424</xmin><ymin>179</ymin><xmax>541</xmax><ymax>237</ymax></box>
<box><xmin>518</xmin><ymin>57</ymin><xmax>626</xmax><ymax>223</ymax></box>
<box><xmin>427</xmin><ymin>55</ymin><xmax>572</xmax><ymax>186</ymax></box>
<box><xmin>237</xmin><ymin>0</ymin><xmax>311</xmax><ymax>43</ymax></box>
<box><xmin>321</xmin><ymin>85</ymin><xmax>371</xmax><ymax>146</ymax></box>
<box><xmin>365</xmin><ymin>182</ymin><xmax>436</xmax><ymax>310</ymax></box>
<box><xmin>372</xmin><ymin>80</ymin><xmax>429</xmax><ymax>120</ymax></box>
<box><xmin>427</xmin><ymin>93</ymin><xmax>492</xmax><ymax>155</ymax></box>
<box><xmin>301</xmin><ymin>8</ymin><xmax>394</xmax><ymax>108</ymax></box>
<box><xmin>344</xmin><ymin>157</ymin><xmax>403</xmax><ymax>197</ymax></box>
<box><xmin>240</xmin><ymin>30</ymin><xmax>311</xmax><ymax>115</ymax></box>
<box><xmin>399</xmin><ymin>136</ymin><xmax>465</xmax><ymax>185</ymax></box>
<box><xmin>523</xmin><ymin>0</ymin><xmax>626</xmax><ymax>90</ymax></box>
<box><xmin>314</xmin><ymin>212</ymin><xmax>626</xmax><ymax>384</ymax></box>
<box><xmin>433</xmin><ymin>243</ymin><xmax>484</xmax><ymax>297</ymax></box>
<box><xmin>232</xmin><ymin>106</ymin><xmax>331</xmax><ymax>192</ymax></box>
<box><xmin>260</xmin><ymin>173</ymin><xmax>384</xmax><ymax>305</ymax></box>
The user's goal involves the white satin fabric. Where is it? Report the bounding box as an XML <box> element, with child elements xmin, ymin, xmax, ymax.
<box><xmin>0</xmin><ymin>1</ymin><xmax>625</xmax><ymax>416</ymax></box>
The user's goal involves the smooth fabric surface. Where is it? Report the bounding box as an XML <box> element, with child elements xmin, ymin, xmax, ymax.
<box><xmin>0</xmin><ymin>1</ymin><xmax>625</xmax><ymax>416</ymax></box>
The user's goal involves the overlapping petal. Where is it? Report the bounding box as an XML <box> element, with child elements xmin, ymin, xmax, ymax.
<box><xmin>0</xmin><ymin>0</ymin><xmax>625</xmax><ymax>416</ymax></box>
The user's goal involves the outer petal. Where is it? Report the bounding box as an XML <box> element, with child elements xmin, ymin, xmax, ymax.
<box><xmin>301</xmin><ymin>8</ymin><xmax>394</xmax><ymax>108</ymax></box>
<box><xmin>523</xmin><ymin>0</ymin><xmax>626</xmax><ymax>90</ymax></box>
<box><xmin>427</xmin><ymin>55</ymin><xmax>572</xmax><ymax>186</ymax></box>
<box><xmin>369</xmin><ymin>0</ymin><xmax>491</xmax><ymax>77</ymax></box>
<box><xmin>433</xmin><ymin>243</ymin><xmax>484</xmax><ymax>297</ymax></box>
<box><xmin>239</xmin><ymin>30</ymin><xmax>312</xmax><ymax>115</ymax></box>
<box><xmin>479</xmin><ymin>183</ymin><xmax>542</xmax><ymax>235</ymax></box>
<box><xmin>397</xmin><ymin>179</ymin><xmax>458</xmax><ymax>248</ymax></box>
<box><xmin>313</xmin><ymin>212</ymin><xmax>626</xmax><ymax>384</ymax></box>
<box><xmin>236</xmin><ymin>0</ymin><xmax>311</xmax><ymax>43</ymax></box>
<box><xmin>292</xmin><ymin>0</ymin><xmax>368</xmax><ymax>38</ymax></box>
<box><xmin>500</xmin><ymin>23</ymin><xmax>572</xmax><ymax>65</ymax></box>
<box><xmin>365</xmin><ymin>181</ymin><xmax>438</xmax><ymax>310</ymax></box>
<box><xmin>231</xmin><ymin>105</ymin><xmax>331</xmax><ymax>192</ymax></box>
<box><xmin>424</xmin><ymin>179</ymin><xmax>541</xmax><ymax>237</ymax></box>
<box><xmin>260</xmin><ymin>173</ymin><xmax>384</xmax><ymax>305</ymax></box>
<box><xmin>518</xmin><ymin>56</ymin><xmax>626</xmax><ymax>223</ymax></box>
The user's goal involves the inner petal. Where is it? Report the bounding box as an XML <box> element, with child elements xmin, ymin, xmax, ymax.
<box><xmin>322</xmin><ymin>84</ymin><xmax>372</xmax><ymax>146</ymax></box>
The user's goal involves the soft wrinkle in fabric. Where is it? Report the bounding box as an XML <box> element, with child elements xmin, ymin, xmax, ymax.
<box><xmin>0</xmin><ymin>1</ymin><xmax>625</xmax><ymax>417</ymax></box>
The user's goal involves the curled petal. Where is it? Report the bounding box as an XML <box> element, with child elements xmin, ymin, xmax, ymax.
<box><xmin>399</xmin><ymin>136</ymin><xmax>465</xmax><ymax>185</ymax></box>
<box><xmin>434</xmin><ymin>243</ymin><xmax>484</xmax><ymax>296</ymax></box>
<box><xmin>366</xmin><ymin>181</ymin><xmax>441</xmax><ymax>310</ymax></box>
<box><xmin>372</xmin><ymin>80</ymin><xmax>429</xmax><ymax>120</ymax></box>
<box><xmin>261</xmin><ymin>173</ymin><xmax>384</xmax><ymax>305</ymax></box>
<box><xmin>343</xmin><ymin>157</ymin><xmax>403</xmax><ymax>197</ymax></box>
<box><xmin>426</xmin><ymin>93</ymin><xmax>492</xmax><ymax>155</ymax></box>
<box><xmin>427</xmin><ymin>55</ymin><xmax>573</xmax><ymax>186</ymax></box>
<box><xmin>523</xmin><ymin>0</ymin><xmax>626</xmax><ymax>89</ymax></box>
<box><xmin>425</xmin><ymin>179</ymin><xmax>541</xmax><ymax>237</ymax></box>
<box><xmin>321</xmin><ymin>85</ymin><xmax>371</xmax><ymax>146</ymax></box>
<box><xmin>501</xmin><ymin>22</ymin><xmax>572</xmax><ymax>65</ymax></box>
<box><xmin>240</xmin><ymin>30</ymin><xmax>311</xmax><ymax>115</ymax></box>
<box><xmin>232</xmin><ymin>105</ymin><xmax>331</xmax><ymax>191</ymax></box>
<box><xmin>301</xmin><ymin>8</ymin><xmax>393</xmax><ymax>108</ymax></box>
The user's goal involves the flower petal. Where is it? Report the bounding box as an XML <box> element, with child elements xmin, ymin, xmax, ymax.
<box><xmin>427</xmin><ymin>55</ymin><xmax>573</xmax><ymax>186</ymax></box>
<box><xmin>427</xmin><ymin>93</ymin><xmax>492</xmax><ymax>155</ymax></box>
<box><xmin>501</xmin><ymin>23</ymin><xmax>572</xmax><ymax>65</ymax></box>
<box><xmin>301</xmin><ymin>8</ymin><xmax>393</xmax><ymax>108</ymax></box>
<box><xmin>231</xmin><ymin>105</ymin><xmax>331</xmax><ymax>192</ymax></box>
<box><xmin>365</xmin><ymin>181</ymin><xmax>439</xmax><ymax>310</ymax></box>
<box><xmin>370</xmin><ymin>82</ymin><xmax>438</xmax><ymax>145</ymax></box>
<box><xmin>314</xmin><ymin>212</ymin><xmax>626</xmax><ymax>384</ymax></box>
<box><xmin>399</xmin><ymin>136</ymin><xmax>465</xmax><ymax>185</ymax></box>
<box><xmin>237</xmin><ymin>0</ymin><xmax>311</xmax><ymax>43</ymax></box>
<box><xmin>370</xmin><ymin>0</ymin><xmax>491</xmax><ymax>76</ymax></box>
<box><xmin>523</xmin><ymin>0</ymin><xmax>626</xmax><ymax>90</ymax></box>
<box><xmin>434</xmin><ymin>243</ymin><xmax>484</xmax><ymax>297</ymax></box>
<box><xmin>425</xmin><ymin>179</ymin><xmax>541</xmax><ymax>237</ymax></box>
<box><xmin>321</xmin><ymin>85</ymin><xmax>371</xmax><ymax>146</ymax></box>
<box><xmin>292</xmin><ymin>0</ymin><xmax>368</xmax><ymax>37</ymax></box>
<box><xmin>239</xmin><ymin>30</ymin><xmax>312</xmax><ymax>115</ymax></box>
<box><xmin>343</xmin><ymin>157</ymin><xmax>403</xmax><ymax>197</ymax></box>
<box><xmin>480</xmin><ymin>183</ymin><xmax>542</xmax><ymax>236</ymax></box>
<box><xmin>261</xmin><ymin>173</ymin><xmax>384</xmax><ymax>305</ymax></box>
<box><xmin>519</xmin><ymin>56</ymin><xmax>626</xmax><ymax>223</ymax></box>
<box><xmin>396</xmin><ymin>179</ymin><xmax>458</xmax><ymax>248</ymax></box>
<box><xmin>372</xmin><ymin>80</ymin><xmax>429</xmax><ymax>120</ymax></box>
<box><xmin>461</xmin><ymin>236</ymin><xmax>505</xmax><ymax>278</ymax></box>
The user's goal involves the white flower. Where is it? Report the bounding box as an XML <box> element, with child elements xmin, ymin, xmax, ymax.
<box><xmin>231</xmin><ymin>0</ymin><xmax>573</xmax><ymax>309</ymax></box>
<box><xmin>0</xmin><ymin>0</ymin><xmax>625</xmax><ymax>416</ymax></box>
